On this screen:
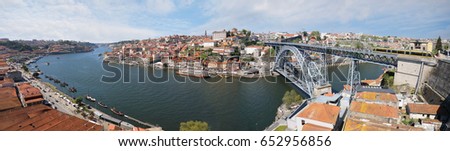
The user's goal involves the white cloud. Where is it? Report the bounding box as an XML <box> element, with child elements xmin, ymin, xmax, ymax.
<box><xmin>1</xmin><ymin>0</ymin><xmax>449</xmax><ymax>42</ymax></box>
<box><xmin>195</xmin><ymin>0</ymin><xmax>450</xmax><ymax>38</ymax></box>
<box><xmin>0</xmin><ymin>0</ymin><xmax>159</xmax><ymax>42</ymax></box>
<box><xmin>146</xmin><ymin>0</ymin><xmax>176</xmax><ymax>15</ymax></box>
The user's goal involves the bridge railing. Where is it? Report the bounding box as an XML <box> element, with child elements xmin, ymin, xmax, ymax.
<box><xmin>265</xmin><ymin>42</ymin><xmax>398</xmax><ymax>67</ymax></box>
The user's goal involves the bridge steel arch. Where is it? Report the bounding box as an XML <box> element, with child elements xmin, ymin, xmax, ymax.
<box><xmin>273</xmin><ymin>46</ymin><xmax>328</xmax><ymax>97</ymax></box>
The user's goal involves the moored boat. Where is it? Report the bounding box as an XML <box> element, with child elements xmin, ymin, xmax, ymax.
<box><xmin>69</xmin><ymin>87</ymin><xmax>77</xmax><ymax>93</ymax></box>
<box><xmin>111</xmin><ymin>107</ymin><xmax>124</xmax><ymax>116</ymax></box>
<box><xmin>86</xmin><ymin>95</ymin><xmax>96</xmax><ymax>102</ymax></box>
<box><xmin>97</xmin><ymin>101</ymin><xmax>107</xmax><ymax>108</ymax></box>
<box><xmin>176</xmin><ymin>69</ymin><xmax>210</xmax><ymax>78</ymax></box>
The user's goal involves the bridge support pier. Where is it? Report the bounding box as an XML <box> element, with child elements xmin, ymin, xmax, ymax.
<box><xmin>347</xmin><ymin>59</ymin><xmax>360</xmax><ymax>97</ymax></box>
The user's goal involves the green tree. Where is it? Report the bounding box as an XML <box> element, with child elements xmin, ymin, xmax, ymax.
<box><xmin>74</xmin><ymin>96</ymin><xmax>83</xmax><ymax>105</ymax></box>
<box><xmin>434</xmin><ymin>36</ymin><xmax>442</xmax><ymax>55</ymax></box>
<box><xmin>269</xmin><ymin>47</ymin><xmax>276</xmax><ymax>57</ymax></box>
<box><xmin>310</xmin><ymin>31</ymin><xmax>321</xmax><ymax>41</ymax></box>
<box><xmin>21</xmin><ymin>64</ymin><xmax>29</xmax><ymax>72</ymax></box>
<box><xmin>282</xmin><ymin>90</ymin><xmax>303</xmax><ymax>106</ymax></box>
<box><xmin>32</xmin><ymin>72</ymin><xmax>39</xmax><ymax>78</ymax></box>
<box><xmin>179</xmin><ymin>120</ymin><xmax>209</xmax><ymax>131</ymax></box>
<box><xmin>381</xmin><ymin>70</ymin><xmax>395</xmax><ymax>88</ymax></box>
<box><xmin>355</xmin><ymin>42</ymin><xmax>364</xmax><ymax>49</ymax></box>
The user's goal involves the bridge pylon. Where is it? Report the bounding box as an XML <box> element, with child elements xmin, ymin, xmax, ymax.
<box><xmin>347</xmin><ymin>59</ymin><xmax>360</xmax><ymax>97</ymax></box>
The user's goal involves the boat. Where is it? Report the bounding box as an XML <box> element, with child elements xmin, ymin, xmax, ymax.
<box><xmin>86</xmin><ymin>95</ymin><xmax>96</xmax><ymax>102</ymax></box>
<box><xmin>111</xmin><ymin>107</ymin><xmax>124</xmax><ymax>116</ymax></box>
<box><xmin>97</xmin><ymin>101</ymin><xmax>107</xmax><ymax>108</ymax></box>
<box><xmin>45</xmin><ymin>62</ymin><xmax>50</xmax><ymax>65</ymax></box>
<box><xmin>176</xmin><ymin>69</ymin><xmax>210</xmax><ymax>78</ymax></box>
<box><xmin>54</xmin><ymin>79</ymin><xmax>60</xmax><ymax>83</ymax></box>
<box><xmin>69</xmin><ymin>87</ymin><xmax>77</xmax><ymax>93</ymax></box>
<box><xmin>153</xmin><ymin>62</ymin><xmax>164</xmax><ymax>69</ymax></box>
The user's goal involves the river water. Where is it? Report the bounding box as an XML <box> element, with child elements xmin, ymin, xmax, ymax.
<box><xmin>30</xmin><ymin>46</ymin><xmax>384</xmax><ymax>131</ymax></box>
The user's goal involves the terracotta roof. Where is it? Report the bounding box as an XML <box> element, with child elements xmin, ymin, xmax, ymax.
<box><xmin>297</xmin><ymin>102</ymin><xmax>340</xmax><ymax>125</ymax></box>
<box><xmin>0</xmin><ymin>87</ymin><xmax>21</xmax><ymax>111</ymax></box>
<box><xmin>343</xmin><ymin>85</ymin><xmax>352</xmax><ymax>91</ymax></box>
<box><xmin>17</xmin><ymin>83</ymin><xmax>43</xmax><ymax>100</ymax></box>
<box><xmin>108</xmin><ymin>124</ymin><xmax>123</xmax><ymax>131</ymax></box>
<box><xmin>350</xmin><ymin>102</ymin><xmax>398</xmax><ymax>118</ymax></box>
<box><xmin>407</xmin><ymin>103</ymin><xmax>439</xmax><ymax>115</ymax></box>
<box><xmin>0</xmin><ymin>78</ymin><xmax>14</xmax><ymax>85</ymax></box>
<box><xmin>0</xmin><ymin>104</ymin><xmax>103</xmax><ymax>131</ymax></box>
<box><xmin>302</xmin><ymin>123</ymin><xmax>332</xmax><ymax>131</ymax></box>
<box><xmin>25</xmin><ymin>97</ymin><xmax>45</xmax><ymax>104</ymax></box>
<box><xmin>355</xmin><ymin>92</ymin><xmax>398</xmax><ymax>103</ymax></box>
<box><xmin>343</xmin><ymin>118</ymin><xmax>424</xmax><ymax>131</ymax></box>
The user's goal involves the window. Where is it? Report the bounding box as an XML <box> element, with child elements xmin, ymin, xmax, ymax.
<box><xmin>301</xmin><ymin>120</ymin><xmax>305</xmax><ymax>125</ymax></box>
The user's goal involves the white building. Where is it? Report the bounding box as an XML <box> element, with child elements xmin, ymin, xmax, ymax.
<box><xmin>202</xmin><ymin>38</ymin><xmax>216</xmax><ymax>48</ymax></box>
<box><xmin>212</xmin><ymin>30</ymin><xmax>227</xmax><ymax>41</ymax></box>
<box><xmin>407</xmin><ymin>103</ymin><xmax>440</xmax><ymax>119</ymax></box>
<box><xmin>244</xmin><ymin>46</ymin><xmax>263</xmax><ymax>57</ymax></box>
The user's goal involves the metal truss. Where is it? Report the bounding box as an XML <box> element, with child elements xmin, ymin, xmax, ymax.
<box><xmin>273</xmin><ymin>46</ymin><xmax>328</xmax><ymax>97</ymax></box>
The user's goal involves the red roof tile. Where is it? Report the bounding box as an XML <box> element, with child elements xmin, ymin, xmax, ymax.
<box><xmin>297</xmin><ymin>103</ymin><xmax>340</xmax><ymax>125</ymax></box>
<box><xmin>0</xmin><ymin>104</ymin><xmax>103</xmax><ymax>131</ymax></box>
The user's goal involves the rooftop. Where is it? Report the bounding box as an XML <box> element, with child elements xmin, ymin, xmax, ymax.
<box><xmin>356</xmin><ymin>85</ymin><xmax>396</xmax><ymax>94</ymax></box>
<box><xmin>349</xmin><ymin>101</ymin><xmax>399</xmax><ymax>119</ymax></box>
<box><xmin>0</xmin><ymin>104</ymin><xmax>103</xmax><ymax>131</ymax></box>
<box><xmin>17</xmin><ymin>83</ymin><xmax>43</xmax><ymax>99</ymax></box>
<box><xmin>355</xmin><ymin>91</ymin><xmax>398</xmax><ymax>103</ymax></box>
<box><xmin>407</xmin><ymin>103</ymin><xmax>440</xmax><ymax>115</ymax></box>
<box><xmin>297</xmin><ymin>102</ymin><xmax>340</xmax><ymax>125</ymax></box>
<box><xmin>0</xmin><ymin>87</ymin><xmax>22</xmax><ymax>111</ymax></box>
<box><xmin>343</xmin><ymin>118</ymin><xmax>424</xmax><ymax>131</ymax></box>
<box><xmin>302</xmin><ymin>123</ymin><xmax>332</xmax><ymax>131</ymax></box>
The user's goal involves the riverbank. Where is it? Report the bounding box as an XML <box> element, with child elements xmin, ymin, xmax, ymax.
<box><xmin>21</xmin><ymin>55</ymin><xmax>162</xmax><ymax>130</ymax></box>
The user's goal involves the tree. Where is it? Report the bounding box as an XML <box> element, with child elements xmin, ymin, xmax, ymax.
<box><xmin>302</xmin><ymin>31</ymin><xmax>308</xmax><ymax>37</ymax></box>
<box><xmin>355</xmin><ymin>42</ymin><xmax>364</xmax><ymax>49</ymax></box>
<box><xmin>381</xmin><ymin>70</ymin><xmax>395</xmax><ymax>88</ymax></box>
<box><xmin>310</xmin><ymin>31</ymin><xmax>321</xmax><ymax>41</ymax></box>
<box><xmin>179</xmin><ymin>120</ymin><xmax>209</xmax><ymax>131</ymax></box>
<box><xmin>434</xmin><ymin>36</ymin><xmax>442</xmax><ymax>55</ymax></box>
<box><xmin>269</xmin><ymin>47</ymin><xmax>276</xmax><ymax>57</ymax></box>
<box><xmin>74</xmin><ymin>96</ymin><xmax>83</xmax><ymax>105</ymax></box>
<box><xmin>282</xmin><ymin>90</ymin><xmax>303</xmax><ymax>106</ymax></box>
<box><xmin>21</xmin><ymin>64</ymin><xmax>29</xmax><ymax>72</ymax></box>
<box><xmin>32</xmin><ymin>72</ymin><xmax>39</xmax><ymax>78</ymax></box>
<box><xmin>242</xmin><ymin>29</ymin><xmax>248</xmax><ymax>36</ymax></box>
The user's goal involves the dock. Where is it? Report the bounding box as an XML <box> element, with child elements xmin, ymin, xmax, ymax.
<box><xmin>124</xmin><ymin>115</ymin><xmax>159</xmax><ymax>128</ymax></box>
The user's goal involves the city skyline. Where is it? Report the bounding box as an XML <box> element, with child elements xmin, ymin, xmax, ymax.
<box><xmin>1</xmin><ymin>0</ymin><xmax>450</xmax><ymax>43</ymax></box>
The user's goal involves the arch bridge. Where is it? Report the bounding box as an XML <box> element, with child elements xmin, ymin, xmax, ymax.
<box><xmin>265</xmin><ymin>42</ymin><xmax>398</xmax><ymax>98</ymax></box>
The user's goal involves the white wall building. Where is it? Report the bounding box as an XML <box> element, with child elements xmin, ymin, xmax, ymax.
<box><xmin>407</xmin><ymin>103</ymin><xmax>440</xmax><ymax>119</ymax></box>
<box><xmin>244</xmin><ymin>46</ymin><xmax>263</xmax><ymax>57</ymax></box>
<box><xmin>212</xmin><ymin>30</ymin><xmax>227</xmax><ymax>41</ymax></box>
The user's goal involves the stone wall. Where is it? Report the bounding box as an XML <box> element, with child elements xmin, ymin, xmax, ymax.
<box><xmin>394</xmin><ymin>58</ymin><xmax>435</xmax><ymax>91</ymax></box>
<box><xmin>424</xmin><ymin>59</ymin><xmax>450</xmax><ymax>103</ymax></box>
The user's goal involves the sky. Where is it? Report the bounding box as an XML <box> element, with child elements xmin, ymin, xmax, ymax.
<box><xmin>1</xmin><ymin>0</ymin><xmax>449</xmax><ymax>43</ymax></box>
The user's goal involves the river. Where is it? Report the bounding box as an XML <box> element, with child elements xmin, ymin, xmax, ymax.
<box><xmin>30</xmin><ymin>46</ymin><xmax>384</xmax><ymax>131</ymax></box>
